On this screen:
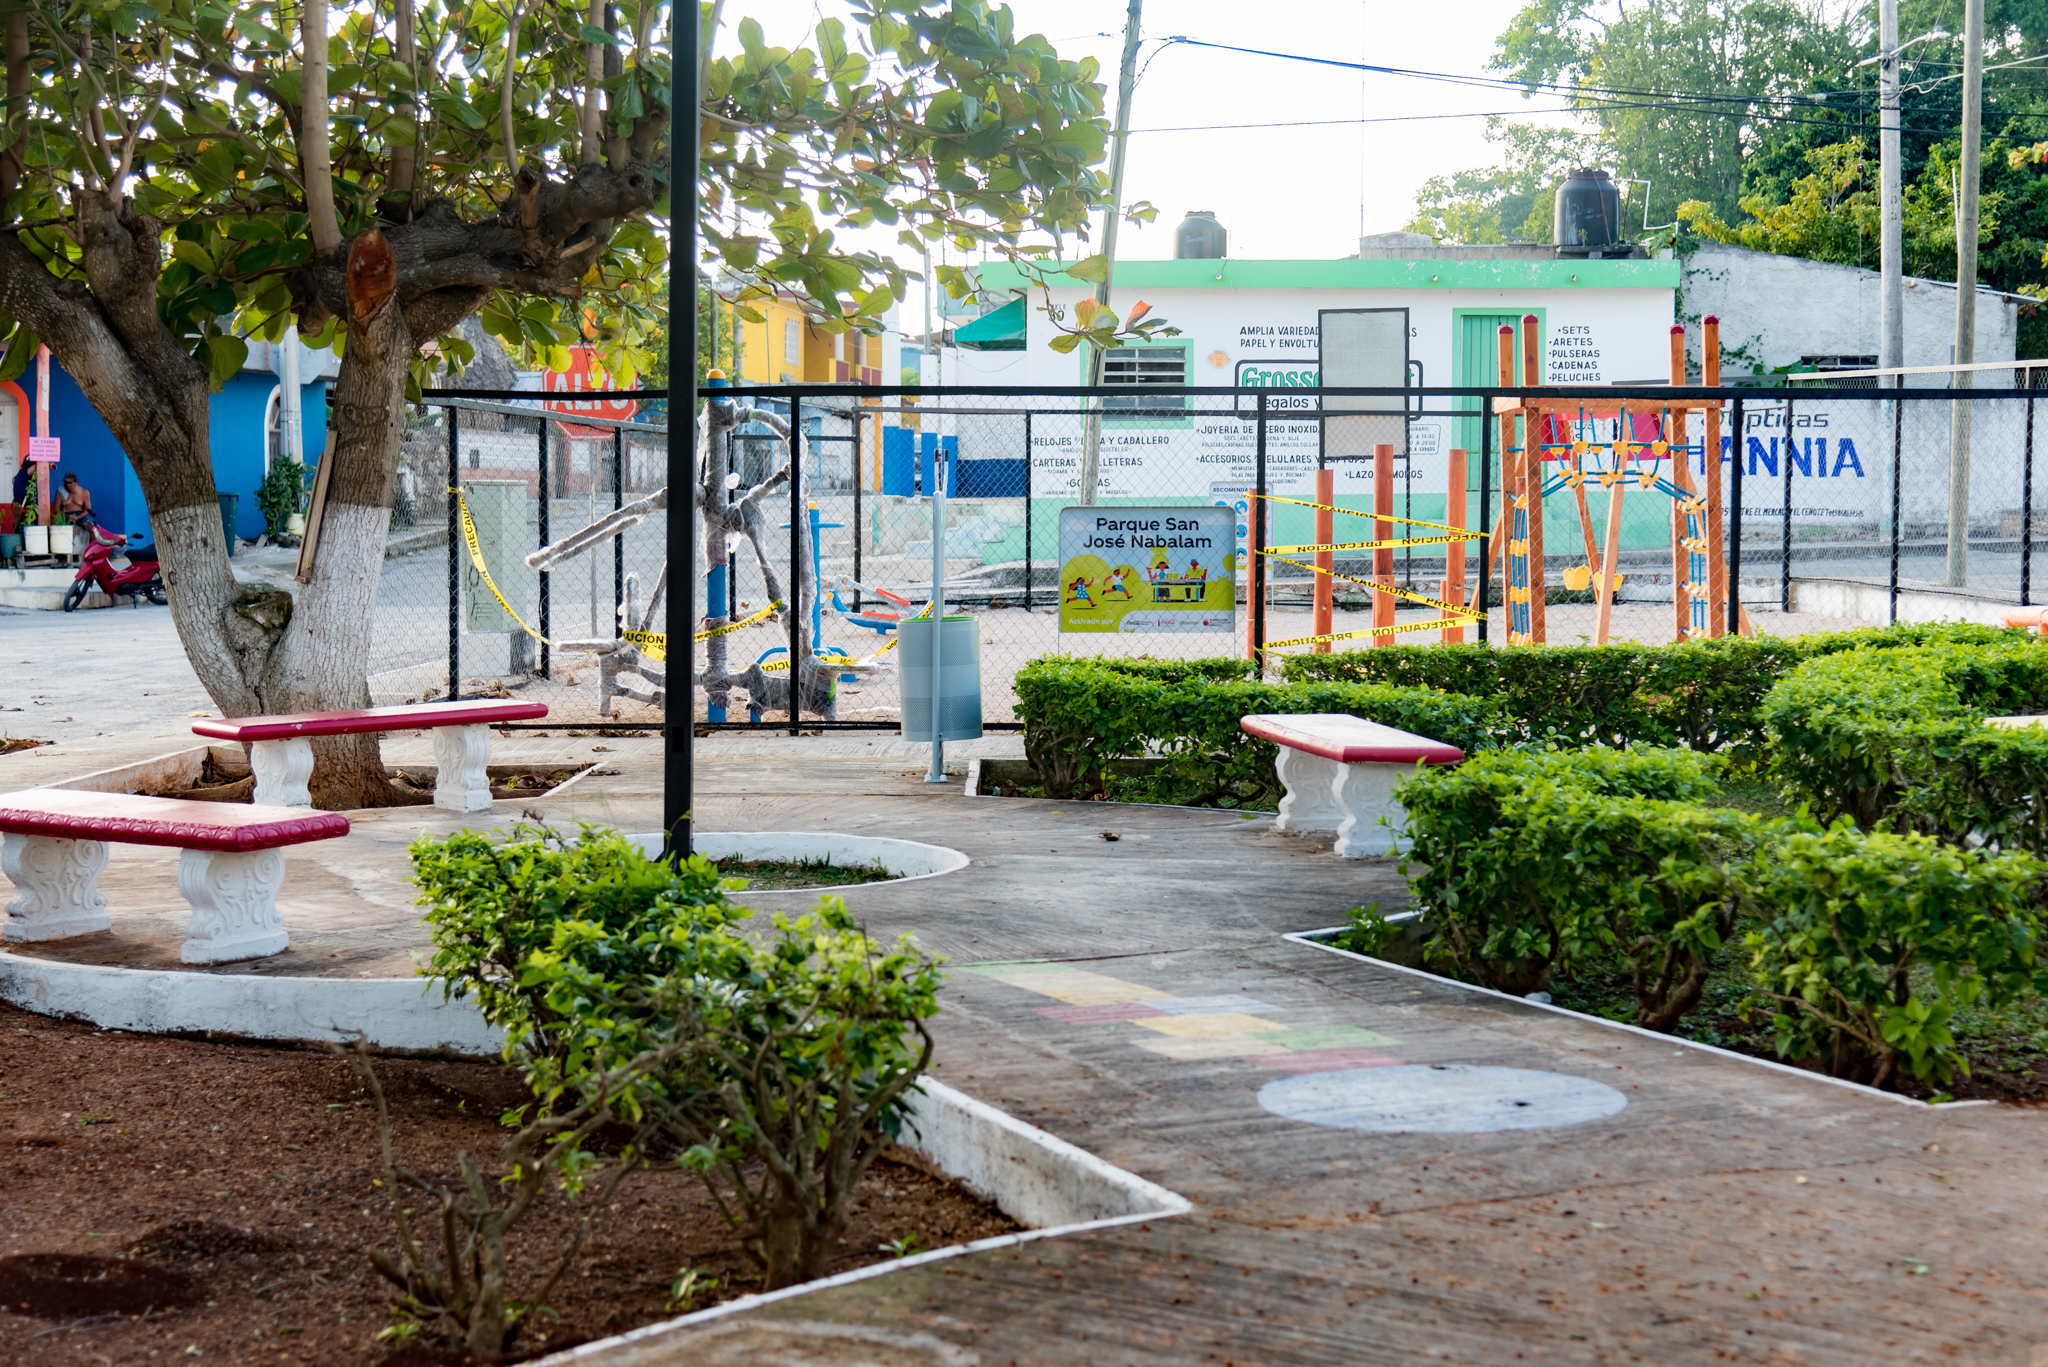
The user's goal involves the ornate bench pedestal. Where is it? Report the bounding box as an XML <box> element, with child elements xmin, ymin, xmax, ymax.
<box><xmin>1241</xmin><ymin>714</ymin><xmax>1466</xmax><ymax>859</ymax></box>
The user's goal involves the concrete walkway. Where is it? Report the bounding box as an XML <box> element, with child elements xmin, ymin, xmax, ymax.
<box><xmin>11</xmin><ymin>739</ymin><xmax>2048</xmax><ymax>1363</ymax></box>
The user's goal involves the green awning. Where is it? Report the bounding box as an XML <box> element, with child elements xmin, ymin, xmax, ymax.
<box><xmin>953</xmin><ymin>296</ymin><xmax>1026</xmax><ymax>351</ymax></box>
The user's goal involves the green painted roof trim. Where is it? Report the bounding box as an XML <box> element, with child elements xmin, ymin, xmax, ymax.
<box><xmin>977</xmin><ymin>257</ymin><xmax>1680</xmax><ymax>293</ymax></box>
<box><xmin>952</xmin><ymin>295</ymin><xmax>1026</xmax><ymax>350</ymax></box>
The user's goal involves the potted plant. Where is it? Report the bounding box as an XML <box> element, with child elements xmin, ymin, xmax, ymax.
<box><xmin>49</xmin><ymin>508</ymin><xmax>72</xmax><ymax>557</ymax></box>
<box><xmin>19</xmin><ymin>467</ymin><xmax>45</xmax><ymax>558</ymax></box>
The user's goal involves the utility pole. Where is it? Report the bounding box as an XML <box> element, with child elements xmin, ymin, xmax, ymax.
<box><xmin>1077</xmin><ymin>0</ymin><xmax>1143</xmax><ymax>508</ymax></box>
<box><xmin>1947</xmin><ymin>0</ymin><xmax>1983</xmax><ymax>587</ymax></box>
<box><xmin>1879</xmin><ymin>0</ymin><xmax>1902</xmax><ymax>379</ymax></box>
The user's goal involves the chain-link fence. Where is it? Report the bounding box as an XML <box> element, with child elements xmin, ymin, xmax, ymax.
<box><xmin>360</xmin><ymin>381</ymin><xmax>2048</xmax><ymax>733</ymax></box>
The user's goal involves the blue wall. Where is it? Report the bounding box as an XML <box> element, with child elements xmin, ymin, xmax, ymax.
<box><xmin>46</xmin><ymin>361</ymin><xmax>329</xmax><ymax>546</ymax></box>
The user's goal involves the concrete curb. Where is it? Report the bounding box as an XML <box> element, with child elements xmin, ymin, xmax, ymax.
<box><xmin>528</xmin><ymin>1076</ymin><xmax>1192</xmax><ymax>1366</ymax></box>
<box><xmin>1284</xmin><ymin>927</ymin><xmax>1996</xmax><ymax>1111</ymax></box>
<box><xmin>0</xmin><ymin>951</ymin><xmax>502</xmax><ymax>1053</ymax></box>
<box><xmin>627</xmin><ymin>831</ymin><xmax>970</xmax><ymax>885</ymax></box>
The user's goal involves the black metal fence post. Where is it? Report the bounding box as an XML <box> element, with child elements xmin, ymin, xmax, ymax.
<box><xmin>446</xmin><ymin>405</ymin><xmax>460</xmax><ymax>701</ymax></box>
<box><xmin>612</xmin><ymin>427</ymin><xmax>624</xmax><ymax>623</ymax></box>
<box><xmin>1253</xmin><ymin>392</ymin><xmax>1268</xmax><ymax>662</ymax></box>
<box><xmin>1890</xmin><ymin>383</ymin><xmax>1904</xmax><ymax>622</ymax></box>
<box><xmin>537</xmin><ymin>420</ymin><xmax>550</xmax><ymax>678</ymax></box>
<box><xmin>1022</xmin><ymin>410</ymin><xmax>1033</xmax><ymax>611</ymax></box>
<box><xmin>2025</xmin><ymin>393</ymin><xmax>2037</xmax><ymax>607</ymax></box>
<box><xmin>788</xmin><ymin>391</ymin><xmax>804</xmax><ymax>736</ymax></box>
<box><xmin>1780</xmin><ymin>395</ymin><xmax>1794</xmax><ymax>613</ymax></box>
<box><xmin>1728</xmin><ymin>396</ymin><xmax>1743</xmax><ymax>636</ymax></box>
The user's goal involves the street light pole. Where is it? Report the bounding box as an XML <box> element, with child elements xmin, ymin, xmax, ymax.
<box><xmin>1077</xmin><ymin>0</ymin><xmax>1142</xmax><ymax>509</ymax></box>
<box><xmin>664</xmin><ymin>0</ymin><xmax>699</xmax><ymax>856</ymax></box>
<box><xmin>1948</xmin><ymin>0</ymin><xmax>1984</xmax><ymax>588</ymax></box>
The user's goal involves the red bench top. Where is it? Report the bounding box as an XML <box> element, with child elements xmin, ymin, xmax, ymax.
<box><xmin>0</xmin><ymin>789</ymin><xmax>349</xmax><ymax>852</ymax></box>
<box><xmin>1240</xmin><ymin>713</ymin><xmax>1465</xmax><ymax>766</ymax></box>
<box><xmin>192</xmin><ymin>699</ymin><xmax>547</xmax><ymax>742</ymax></box>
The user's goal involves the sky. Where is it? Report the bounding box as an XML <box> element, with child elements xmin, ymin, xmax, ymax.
<box><xmin>719</xmin><ymin>0</ymin><xmax>1579</xmax><ymax>327</ymax></box>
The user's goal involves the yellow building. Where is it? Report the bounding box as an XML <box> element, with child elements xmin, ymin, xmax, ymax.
<box><xmin>736</xmin><ymin>292</ymin><xmax>886</xmax><ymax>386</ymax></box>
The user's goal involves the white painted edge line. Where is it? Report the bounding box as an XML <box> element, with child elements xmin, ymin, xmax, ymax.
<box><xmin>1282</xmin><ymin>928</ymin><xmax>1997</xmax><ymax>1110</ymax></box>
<box><xmin>626</xmin><ymin>831</ymin><xmax>971</xmax><ymax>889</ymax></box>
<box><xmin>528</xmin><ymin>1076</ymin><xmax>1192</xmax><ymax>1366</ymax></box>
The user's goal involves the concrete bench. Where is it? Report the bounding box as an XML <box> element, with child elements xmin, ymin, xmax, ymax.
<box><xmin>0</xmin><ymin>789</ymin><xmax>349</xmax><ymax>963</ymax></box>
<box><xmin>1240</xmin><ymin>713</ymin><xmax>1465</xmax><ymax>858</ymax></box>
<box><xmin>192</xmin><ymin>700</ymin><xmax>548</xmax><ymax>812</ymax></box>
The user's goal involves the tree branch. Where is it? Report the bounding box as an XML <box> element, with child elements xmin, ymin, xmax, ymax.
<box><xmin>499</xmin><ymin>0</ymin><xmax>527</xmax><ymax>177</ymax></box>
<box><xmin>0</xmin><ymin>12</ymin><xmax>28</xmax><ymax>210</ymax></box>
<box><xmin>301</xmin><ymin>0</ymin><xmax>341</xmax><ymax>255</ymax></box>
<box><xmin>388</xmin><ymin>0</ymin><xmax>419</xmax><ymax>210</ymax></box>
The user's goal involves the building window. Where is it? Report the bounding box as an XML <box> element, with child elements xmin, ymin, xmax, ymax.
<box><xmin>784</xmin><ymin>319</ymin><xmax>802</xmax><ymax>365</ymax></box>
<box><xmin>1103</xmin><ymin>345</ymin><xmax>1189</xmax><ymax>414</ymax></box>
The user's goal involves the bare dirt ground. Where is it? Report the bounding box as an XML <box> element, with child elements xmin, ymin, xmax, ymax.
<box><xmin>0</xmin><ymin>1002</ymin><xmax>1015</xmax><ymax>1367</ymax></box>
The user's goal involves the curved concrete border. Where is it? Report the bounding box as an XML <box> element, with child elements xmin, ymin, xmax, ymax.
<box><xmin>629</xmin><ymin>831</ymin><xmax>971</xmax><ymax>887</ymax></box>
<box><xmin>530</xmin><ymin>1076</ymin><xmax>1191</xmax><ymax>1366</ymax></box>
<box><xmin>1284</xmin><ymin>927</ymin><xmax>1995</xmax><ymax>1111</ymax></box>
<box><xmin>0</xmin><ymin>950</ymin><xmax>501</xmax><ymax>1054</ymax></box>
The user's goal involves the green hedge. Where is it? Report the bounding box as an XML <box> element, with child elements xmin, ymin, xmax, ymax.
<box><xmin>1015</xmin><ymin>656</ymin><xmax>1512</xmax><ymax>806</ymax></box>
<box><xmin>1391</xmin><ymin>749</ymin><xmax>2048</xmax><ymax>1083</ymax></box>
<box><xmin>1761</xmin><ymin>639</ymin><xmax>2048</xmax><ymax>853</ymax></box>
<box><xmin>1280</xmin><ymin>623</ymin><xmax>2020</xmax><ymax>760</ymax></box>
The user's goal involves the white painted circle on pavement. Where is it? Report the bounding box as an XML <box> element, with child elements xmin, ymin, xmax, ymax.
<box><xmin>1257</xmin><ymin>1064</ymin><xmax>1627</xmax><ymax>1134</ymax></box>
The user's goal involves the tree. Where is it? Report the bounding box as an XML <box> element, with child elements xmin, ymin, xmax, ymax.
<box><xmin>1403</xmin><ymin>121</ymin><xmax>1599</xmax><ymax>244</ymax></box>
<box><xmin>4</xmin><ymin>0</ymin><xmax>1115</xmax><ymax>806</ymax></box>
<box><xmin>1490</xmin><ymin>0</ymin><xmax>1858</xmax><ymax>223</ymax></box>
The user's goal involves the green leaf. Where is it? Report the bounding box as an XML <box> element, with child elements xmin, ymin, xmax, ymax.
<box><xmin>1046</xmin><ymin>332</ymin><xmax>1082</xmax><ymax>354</ymax></box>
<box><xmin>0</xmin><ymin>324</ymin><xmax>37</xmax><ymax>386</ymax></box>
<box><xmin>1065</xmin><ymin>254</ymin><xmax>1110</xmax><ymax>284</ymax></box>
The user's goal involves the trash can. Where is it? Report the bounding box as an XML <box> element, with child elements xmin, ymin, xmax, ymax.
<box><xmin>217</xmin><ymin>493</ymin><xmax>239</xmax><ymax>557</ymax></box>
<box><xmin>898</xmin><ymin>615</ymin><xmax>982</xmax><ymax>742</ymax></box>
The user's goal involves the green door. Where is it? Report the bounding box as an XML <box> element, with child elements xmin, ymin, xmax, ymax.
<box><xmin>1453</xmin><ymin>309</ymin><xmax>1545</xmax><ymax>460</ymax></box>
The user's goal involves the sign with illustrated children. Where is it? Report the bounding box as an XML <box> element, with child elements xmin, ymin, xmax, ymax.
<box><xmin>1056</xmin><ymin>506</ymin><xmax>1236</xmax><ymax>633</ymax></box>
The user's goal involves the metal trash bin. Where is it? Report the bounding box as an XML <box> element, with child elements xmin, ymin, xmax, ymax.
<box><xmin>898</xmin><ymin>615</ymin><xmax>982</xmax><ymax>741</ymax></box>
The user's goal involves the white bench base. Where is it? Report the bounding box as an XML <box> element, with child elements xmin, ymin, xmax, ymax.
<box><xmin>250</xmin><ymin>723</ymin><xmax>495</xmax><ymax>813</ymax></box>
<box><xmin>1</xmin><ymin>834</ymin><xmax>290</xmax><ymax>964</ymax></box>
<box><xmin>1</xmin><ymin>833</ymin><xmax>112</xmax><ymax>940</ymax></box>
<box><xmin>177</xmin><ymin>848</ymin><xmax>289</xmax><ymax>964</ymax></box>
<box><xmin>1272</xmin><ymin>751</ymin><xmax>1410</xmax><ymax>858</ymax></box>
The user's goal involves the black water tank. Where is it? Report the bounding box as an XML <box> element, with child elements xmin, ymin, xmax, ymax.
<box><xmin>1175</xmin><ymin>210</ymin><xmax>1227</xmax><ymax>259</ymax></box>
<box><xmin>1554</xmin><ymin>168</ymin><xmax>1620</xmax><ymax>249</ymax></box>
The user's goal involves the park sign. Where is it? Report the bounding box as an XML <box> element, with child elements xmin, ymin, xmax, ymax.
<box><xmin>542</xmin><ymin>346</ymin><xmax>637</xmax><ymax>439</ymax></box>
<box><xmin>1057</xmin><ymin>506</ymin><xmax>1235</xmax><ymax>634</ymax></box>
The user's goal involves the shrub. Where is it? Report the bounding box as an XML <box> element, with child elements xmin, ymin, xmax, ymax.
<box><xmin>1396</xmin><ymin>748</ymin><xmax>1759</xmax><ymax>1020</ymax></box>
<box><xmin>410</xmin><ymin>823</ymin><xmax>739</xmax><ymax>1066</ymax></box>
<box><xmin>1732</xmin><ymin>824</ymin><xmax>2048</xmax><ymax>1087</ymax></box>
<box><xmin>523</xmin><ymin>896</ymin><xmax>943</xmax><ymax>1290</ymax></box>
<box><xmin>1761</xmin><ymin>639</ymin><xmax>2048</xmax><ymax>851</ymax></box>
<box><xmin>1016</xmin><ymin>656</ymin><xmax>1512</xmax><ymax>806</ymax></box>
<box><xmin>1283</xmin><ymin>622</ymin><xmax>2023</xmax><ymax>760</ymax></box>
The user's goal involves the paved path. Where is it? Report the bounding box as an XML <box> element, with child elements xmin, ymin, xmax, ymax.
<box><xmin>12</xmin><ymin>741</ymin><xmax>2048</xmax><ymax>1363</ymax></box>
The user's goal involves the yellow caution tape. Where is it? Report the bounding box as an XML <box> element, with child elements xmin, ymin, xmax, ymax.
<box><xmin>1266</xmin><ymin>533</ymin><xmax>1476</xmax><ymax>555</ymax></box>
<box><xmin>1249</xmin><ymin>493</ymin><xmax>1471</xmax><ymax>539</ymax></box>
<box><xmin>1262</xmin><ymin>614</ymin><xmax>1481</xmax><ymax>650</ymax></box>
<box><xmin>1260</xmin><ymin>552</ymin><xmax>1474</xmax><ymax>618</ymax></box>
<box><xmin>623</xmin><ymin>629</ymin><xmax>667</xmax><ymax>661</ymax></box>
<box><xmin>691</xmin><ymin>598</ymin><xmax>784</xmax><ymax>643</ymax></box>
<box><xmin>455</xmin><ymin>493</ymin><xmax>556</xmax><ymax>647</ymax></box>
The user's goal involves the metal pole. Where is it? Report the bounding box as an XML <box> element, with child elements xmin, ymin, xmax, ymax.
<box><xmin>1880</xmin><ymin>0</ymin><xmax>1903</xmax><ymax>378</ymax></box>
<box><xmin>851</xmin><ymin>409</ymin><xmax>864</xmax><ymax>615</ymax></box>
<box><xmin>2025</xmin><ymin>393</ymin><xmax>2036</xmax><ymax>606</ymax></box>
<box><xmin>447</xmin><ymin>405</ymin><xmax>461</xmax><ymax>701</ymax></box>
<box><xmin>1781</xmin><ymin>396</ymin><xmax>1794</xmax><ymax>613</ymax></box>
<box><xmin>665</xmin><ymin>0</ymin><xmax>697</xmax><ymax>856</ymax></box>
<box><xmin>1023</xmin><ymin>411</ymin><xmax>1033</xmax><ymax>610</ymax></box>
<box><xmin>1890</xmin><ymin>385</ymin><xmax>1904</xmax><ymax>622</ymax></box>
<box><xmin>1948</xmin><ymin>0</ymin><xmax>1985</xmax><ymax>587</ymax></box>
<box><xmin>1077</xmin><ymin>0</ymin><xmax>1143</xmax><ymax>508</ymax></box>
<box><xmin>789</xmin><ymin>392</ymin><xmax>803</xmax><ymax>738</ymax></box>
<box><xmin>1728</xmin><ymin>396</ymin><xmax>1743</xmax><ymax>635</ymax></box>
<box><xmin>612</xmin><ymin>427</ymin><xmax>624</xmax><ymax>621</ymax></box>
<box><xmin>1253</xmin><ymin>392</ymin><xmax>1268</xmax><ymax>660</ymax></box>
<box><xmin>538</xmin><ymin>421</ymin><xmax>550</xmax><ymax>679</ymax></box>
<box><xmin>1478</xmin><ymin>395</ymin><xmax>1491</xmax><ymax>645</ymax></box>
<box><xmin>925</xmin><ymin>439</ymin><xmax>948</xmax><ymax>783</ymax></box>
